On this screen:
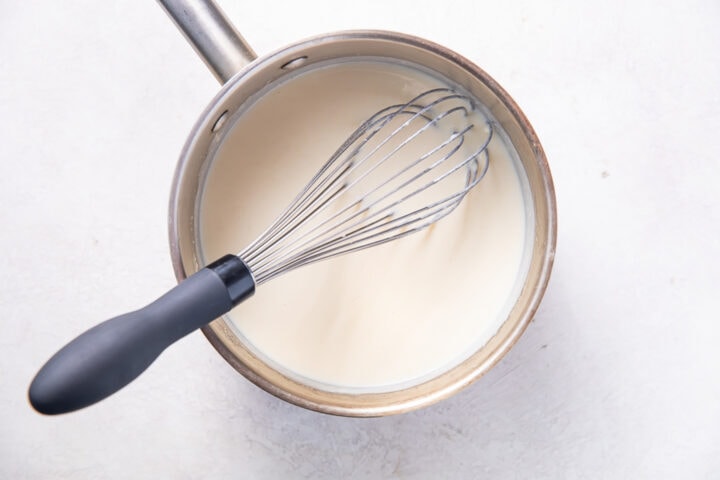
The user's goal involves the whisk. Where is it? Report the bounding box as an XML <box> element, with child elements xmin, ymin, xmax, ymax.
<box><xmin>29</xmin><ymin>88</ymin><xmax>493</xmax><ymax>414</ymax></box>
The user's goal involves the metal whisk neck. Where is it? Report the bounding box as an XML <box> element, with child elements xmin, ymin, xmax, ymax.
<box><xmin>239</xmin><ymin>88</ymin><xmax>493</xmax><ymax>285</ymax></box>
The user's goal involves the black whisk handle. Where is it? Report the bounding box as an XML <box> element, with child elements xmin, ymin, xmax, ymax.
<box><xmin>28</xmin><ymin>255</ymin><xmax>254</xmax><ymax>415</ymax></box>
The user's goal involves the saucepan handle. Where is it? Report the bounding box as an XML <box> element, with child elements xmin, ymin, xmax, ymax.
<box><xmin>157</xmin><ymin>0</ymin><xmax>258</xmax><ymax>84</ymax></box>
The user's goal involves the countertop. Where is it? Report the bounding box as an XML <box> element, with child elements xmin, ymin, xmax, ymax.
<box><xmin>1</xmin><ymin>1</ymin><xmax>718</xmax><ymax>478</ymax></box>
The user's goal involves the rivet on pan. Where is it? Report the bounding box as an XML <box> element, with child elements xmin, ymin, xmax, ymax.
<box><xmin>211</xmin><ymin>110</ymin><xmax>229</xmax><ymax>133</ymax></box>
<box><xmin>280</xmin><ymin>56</ymin><xmax>308</xmax><ymax>71</ymax></box>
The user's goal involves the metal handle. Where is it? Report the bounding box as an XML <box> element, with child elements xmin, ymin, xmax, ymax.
<box><xmin>157</xmin><ymin>0</ymin><xmax>258</xmax><ymax>84</ymax></box>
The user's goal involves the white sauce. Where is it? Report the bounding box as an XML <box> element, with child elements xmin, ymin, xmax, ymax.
<box><xmin>200</xmin><ymin>61</ymin><xmax>529</xmax><ymax>390</ymax></box>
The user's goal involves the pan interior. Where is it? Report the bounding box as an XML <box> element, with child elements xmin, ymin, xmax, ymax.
<box><xmin>195</xmin><ymin>58</ymin><xmax>535</xmax><ymax>394</ymax></box>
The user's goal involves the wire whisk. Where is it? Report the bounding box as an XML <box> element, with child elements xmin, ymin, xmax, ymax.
<box><xmin>29</xmin><ymin>87</ymin><xmax>493</xmax><ymax>415</ymax></box>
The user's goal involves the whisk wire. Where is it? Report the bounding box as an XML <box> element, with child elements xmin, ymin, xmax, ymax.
<box><xmin>246</xmin><ymin>107</ymin><xmax>471</xmax><ymax>274</ymax></box>
<box><xmin>242</xmin><ymin>89</ymin><xmax>459</xmax><ymax>262</ymax></box>
<box><xmin>243</xmin><ymin>97</ymin><xmax>454</xmax><ymax>263</ymax></box>
<box><xmin>259</xmin><ymin>142</ymin><xmax>490</xmax><ymax>282</ymax></box>
<box><xmin>239</xmin><ymin>88</ymin><xmax>494</xmax><ymax>285</ymax></box>
<box><xmin>248</xmin><ymin>125</ymin><xmax>471</xmax><ymax>276</ymax></box>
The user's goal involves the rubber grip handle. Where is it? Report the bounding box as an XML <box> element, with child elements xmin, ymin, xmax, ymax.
<box><xmin>28</xmin><ymin>258</ymin><xmax>253</xmax><ymax>415</ymax></box>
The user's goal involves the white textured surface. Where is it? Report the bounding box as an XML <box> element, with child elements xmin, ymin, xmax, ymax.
<box><xmin>1</xmin><ymin>1</ymin><xmax>719</xmax><ymax>478</ymax></box>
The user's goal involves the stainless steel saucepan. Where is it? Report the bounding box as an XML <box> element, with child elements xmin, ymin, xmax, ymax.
<box><xmin>160</xmin><ymin>0</ymin><xmax>556</xmax><ymax>416</ymax></box>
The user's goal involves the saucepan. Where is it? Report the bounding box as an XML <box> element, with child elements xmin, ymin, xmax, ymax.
<box><xmin>162</xmin><ymin>0</ymin><xmax>555</xmax><ymax>416</ymax></box>
<box><xmin>160</xmin><ymin>0</ymin><xmax>556</xmax><ymax>416</ymax></box>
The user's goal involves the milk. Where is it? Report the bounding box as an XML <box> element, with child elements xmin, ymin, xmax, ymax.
<box><xmin>199</xmin><ymin>61</ymin><xmax>530</xmax><ymax>391</ymax></box>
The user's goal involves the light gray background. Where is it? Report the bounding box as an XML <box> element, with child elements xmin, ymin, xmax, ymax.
<box><xmin>1</xmin><ymin>1</ymin><xmax>718</xmax><ymax>478</ymax></box>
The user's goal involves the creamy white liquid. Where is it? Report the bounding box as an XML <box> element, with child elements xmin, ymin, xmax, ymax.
<box><xmin>200</xmin><ymin>61</ymin><xmax>529</xmax><ymax>390</ymax></box>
